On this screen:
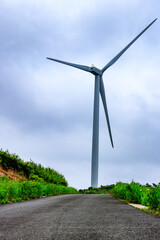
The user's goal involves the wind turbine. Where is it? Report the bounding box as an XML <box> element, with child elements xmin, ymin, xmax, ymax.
<box><xmin>47</xmin><ymin>18</ymin><xmax>157</xmax><ymax>188</ymax></box>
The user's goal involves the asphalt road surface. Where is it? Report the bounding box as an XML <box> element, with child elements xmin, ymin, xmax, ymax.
<box><xmin>0</xmin><ymin>194</ymin><xmax>160</xmax><ymax>240</ymax></box>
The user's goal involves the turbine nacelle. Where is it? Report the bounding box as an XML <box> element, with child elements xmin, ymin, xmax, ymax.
<box><xmin>90</xmin><ymin>65</ymin><xmax>102</xmax><ymax>76</ymax></box>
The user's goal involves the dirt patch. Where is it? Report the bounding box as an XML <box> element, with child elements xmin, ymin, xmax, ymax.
<box><xmin>0</xmin><ymin>164</ymin><xmax>27</xmax><ymax>181</ymax></box>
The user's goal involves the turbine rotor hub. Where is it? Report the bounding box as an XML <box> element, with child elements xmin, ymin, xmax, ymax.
<box><xmin>90</xmin><ymin>65</ymin><xmax>102</xmax><ymax>76</ymax></box>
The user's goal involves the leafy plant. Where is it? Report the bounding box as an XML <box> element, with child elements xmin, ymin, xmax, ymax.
<box><xmin>112</xmin><ymin>181</ymin><xmax>160</xmax><ymax>210</ymax></box>
<box><xmin>0</xmin><ymin>176</ymin><xmax>78</xmax><ymax>204</ymax></box>
<box><xmin>0</xmin><ymin>149</ymin><xmax>68</xmax><ymax>186</ymax></box>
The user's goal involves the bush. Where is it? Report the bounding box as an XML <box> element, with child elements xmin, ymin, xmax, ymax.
<box><xmin>112</xmin><ymin>181</ymin><xmax>160</xmax><ymax>210</ymax></box>
<box><xmin>0</xmin><ymin>176</ymin><xmax>78</xmax><ymax>204</ymax></box>
<box><xmin>0</xmin><ymin>149</ymin><xmax>68</xmax><ymax>186</ymax></box>
<box><xmin>148</xmin><ymin>188</ymin><xmax>160</xmax><ymax>210</ymax></box>
<box><xmin>79</xmin><ymin>185</ymin><xmax>114</xmax><ymax>194</ymax></box>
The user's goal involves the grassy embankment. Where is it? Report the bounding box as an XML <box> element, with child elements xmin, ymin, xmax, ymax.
<box><xmin>80</xmin><ymin>181</ymin><xmax>160</xmax><ymax>216</ymax></box>
<box><xmin>0</xmin><ymin>149</ymin><xmax>78</xmax><ymax>204</ymax></box>
<box><xmin>112</xmin><ymin>181</ymin><xmax>160</xmax><ymax>216</ymax></box>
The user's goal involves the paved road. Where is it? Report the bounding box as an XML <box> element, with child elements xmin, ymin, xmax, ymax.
<box><xmin>0</xmin><ymin>194</ymin><xmax>160</xmax><ymax>240</ymax></box>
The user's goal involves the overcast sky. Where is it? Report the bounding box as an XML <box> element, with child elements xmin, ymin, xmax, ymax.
<box><xmin>0</xmin><ymin>0</ymin><xmax>159</xmax><ymax>189</ymax></box>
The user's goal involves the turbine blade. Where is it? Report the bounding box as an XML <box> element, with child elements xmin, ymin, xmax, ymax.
<box><xmin>47</xmin><ymin>57</ymin><xmax>91</xmax><ymax>73</ymax></box>
<box><xmin>102</xmin><ymin>18</ymin><xmax>157</xmax><ymax>73</ymax></box>
<box><xmin>100</xmin><ymin>77</ymin><xmax>114</xmax><ymax>148</ymax></box>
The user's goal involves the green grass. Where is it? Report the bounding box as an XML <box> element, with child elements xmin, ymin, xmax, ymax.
<box><xmin>79</xmin><ymin>184</ymin><xmax>115</xmax><ymax>194</ymax></box>
<box><xmin>0</xmin><ymin>149</ymin><xmax>78</xmax><ymax>204</ymax></box>
<box><xmin>0</xmin><ymin>176</ymin><xmax>78</xmax><ymax>204</ymax></box>
<box><xmin>0</xmin><ymin>149</ymin><xmax>67</xmax><ymax>186</ymax></box>
<box><xmin>79</xmin><ymin>182</ymin><xmax>160</xmax><ymax>212</ymax></box>
<box><xmin>112</xmin><ymin>181</ymin><xmax>160</xmax><ymax>210</ymax></box>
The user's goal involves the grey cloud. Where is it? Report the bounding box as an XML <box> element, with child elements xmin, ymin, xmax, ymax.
<box><xmin>0</xmin><ymin>0</ymin><xmax>159</xmax><ymax>189</ymax></box>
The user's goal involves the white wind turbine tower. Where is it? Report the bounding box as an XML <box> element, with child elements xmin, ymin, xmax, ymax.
<box><xmin>47</xmin><ymin>18</ymin><xmax>157</xmax><ymax>188</ymax></box>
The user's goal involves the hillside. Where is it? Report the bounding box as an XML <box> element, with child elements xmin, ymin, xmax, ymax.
<box><xmin>0</xmin><ymin>149</ymin><xmax>67</xmax><ymax>186</ymax></box>
<box><xmin>0</xmin><ymin>149</ymin><xmax>78</xmax><ymax>204</ymax></box>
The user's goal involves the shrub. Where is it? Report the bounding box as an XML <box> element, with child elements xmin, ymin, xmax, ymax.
<box><xmin>0</xmin><ymin>176</ymin><xmax>78</xmax><ymax>204</ymax></box>
<box><xmin>112</xmin><ymin>181</ymin><xmax>160</xmax><ymax>210</ymax></box>
<box><xmin>0</xmin><ymin>149</ymin><xmax>68</xmax><ymax>186</ymax></box>
<box><xmin>148</xmin><ymin>188</ymin><xmax>160</xmax><ymax>210</ymax></box>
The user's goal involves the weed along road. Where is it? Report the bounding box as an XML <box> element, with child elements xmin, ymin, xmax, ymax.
<box><xmin>0</xmin><ymin>194</ymin><xmax>160</xmax><ymax>240</ymax></box>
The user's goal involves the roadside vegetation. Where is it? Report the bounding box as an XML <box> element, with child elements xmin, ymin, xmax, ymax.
<box><xmin>0</xmin><ymin>176</ymin><xmax>78</xmax><ymax>204</ymax></box>
<box><xmin>0</xmin><ymin>149</ymin><xmax>78</xmax><ymax>204</ymax></box>
<box><xmin>79</xmin><ymin>184</ymin><xmax>115</xmax><ymax>194</ymax></box>
<box><xmin>112</xmin><ymin>181</ymin><xmax>160</xmax><ymax>211</ymax></box>
<box><xmin>80</xmin><ymin>181</ymin><xmax>160</xmax><ymax>216</ymax></box>
<box><xmin>1</xmin><ymin>149</ymin><xmax>159</xmax><ymax>215</ymax></box>
<box><xmin>0</xmin><ymin>149</ymin><xmax>67</xmax><ymax>186</ymax></box>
